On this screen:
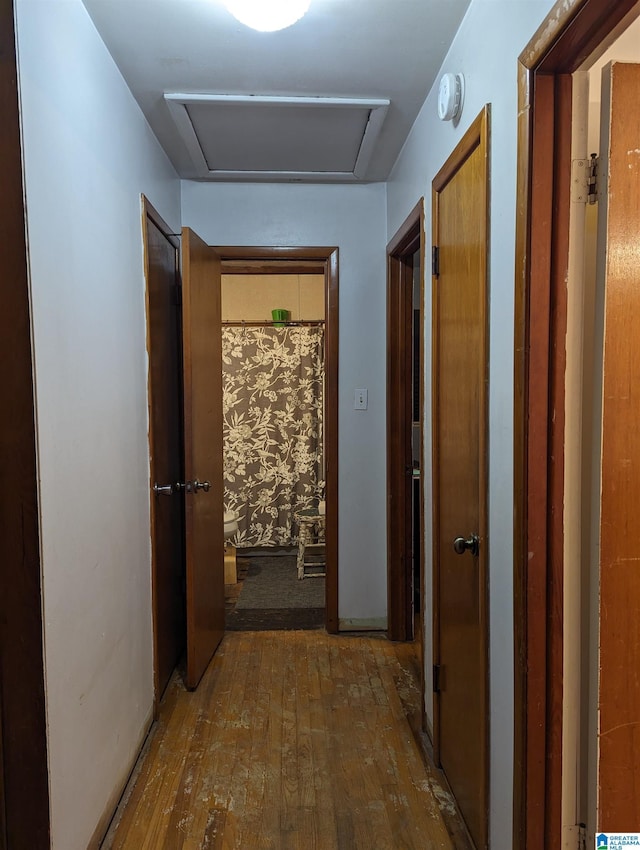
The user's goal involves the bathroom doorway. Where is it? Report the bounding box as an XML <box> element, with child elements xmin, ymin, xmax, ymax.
<box><xmin>217</xmin><ymin>248</ymin><xmax>339</xmax><ymax>633</ymax></box>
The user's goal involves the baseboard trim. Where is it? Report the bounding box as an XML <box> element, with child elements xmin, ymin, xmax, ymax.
<box><xmin>86</xmin><ymin>705</ymin><xmax>154</xmax><ymax>850</ymax></box>
<box><xmin>338</xmin><ymin>617</ymin><xmax>387</xmax><ymax>632</ymax></box>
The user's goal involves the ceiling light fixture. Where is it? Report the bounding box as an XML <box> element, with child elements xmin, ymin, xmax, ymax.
<box><xmin>225</xmin><ymin>0</ymin><xmax>311</xmax><ymax>32</ymax></box>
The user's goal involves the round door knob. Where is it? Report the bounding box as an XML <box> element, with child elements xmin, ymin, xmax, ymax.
<box><xmin>193</xmin><ymin>479</ymin><xmax>211</xmax><ymax>493</ymax></box>
<box><xmin>453</xmin><ymin>534</ymin><xmax>479</xmax><ymax>556</ymax></box>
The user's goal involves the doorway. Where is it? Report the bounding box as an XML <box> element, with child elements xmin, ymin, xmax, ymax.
<box><xmin>143</xmin><ymin>232</ymin><xmax>340</xmax><ymax>708</ymax></box>
<box><xmin>514</xmin><ymin>1</ymin><xmax>640</xmax><ymax>846</ymax></box>
<box><xmin>220</xmin><ymin>264</ymin><xmax>327</xmax><ymax>630</ymax></box>
<box><xmin>217</xmin><ymin>247</ymin><xmax>340</xmax><ymax>634</ymax></box>
<box><xmin>387</xmin><ymin>199</ymin><xmax>425</xmax><ymax>649</ymax></box>
<box><xmin>432</xmin><ymin>107</ymin><xmax>490</xmax><ymax>850</ymax></box>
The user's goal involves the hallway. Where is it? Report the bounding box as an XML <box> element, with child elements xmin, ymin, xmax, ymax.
<box><xmin>102</xmin><ymin>631</ymin><xmax>469</xmax><ymax>849</ymax></box>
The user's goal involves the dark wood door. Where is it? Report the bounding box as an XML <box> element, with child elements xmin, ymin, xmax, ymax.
<box><xmin>143</xmin><ymin>201</ymin><xmax>185</xmax><ymax>704</ymax></box>
<box><xmin>597</xmin><ymin>61</ymin><xmax>640</xmax><ymax>831</ymax></box>
<box><xmin>182</xmin><ymin>228</ymin><xmax>224</xmax><ymax>690</ymax></box>
<box><xmin>432</xmin><ymin>108</ymin><xmax>489</xmax><ymax>849</ymax></box>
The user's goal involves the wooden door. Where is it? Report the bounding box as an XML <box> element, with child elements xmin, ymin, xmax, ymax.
<box><xmin>596</xmin><ymin>61</ymin><xmax>640</xmax><ymax>831</ymax></box>
<box><xmin>182</xmin><ymin>228</ymin><xmax>225</xmax><ymax>690</ymax></box>
<box><xmin>143</xmin><ymin>200</ymin><xmax>185</xmax><ymax>704</ymax></box>
<box><xmin>432</xmin><ymin>107</ymin><xmax>489</xmax><ymax>849</ymax></box>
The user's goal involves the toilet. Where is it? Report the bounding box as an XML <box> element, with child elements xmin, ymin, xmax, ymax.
<box><xmin>224</xmin><ymin>510</ymin><xmax>239</xmax><ymax>540</ymax></box>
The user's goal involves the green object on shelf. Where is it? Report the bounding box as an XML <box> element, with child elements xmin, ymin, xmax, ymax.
<box><xmin>271</xmin><ymin>308</ymin><xmax>289</xmax><ymax>327</ymax></box>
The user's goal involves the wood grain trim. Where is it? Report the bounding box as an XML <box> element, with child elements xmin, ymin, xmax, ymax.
<box><xmin>524</xmin><ymin>72</ymin><xmax>557</xmax><ymax>850</ymax></box>
<box><xmin>222</xmin><ymin>320</ymin><xmax>325</xmax><ymax>328</ymax></box>
<box><xmin>432</xmin><ymin>109</ymin><xmax>485</xmax><ymax>193</ymax></box>
<box><xmin>217</xmin><ymin>246</ymin><xmax>336</xmax><ymax>261</ymax></box>
<box><xmin>0</xmin><ymin>1</ymin><xmax>50</xmax><ymax>845</ymax></box>
<box><xmin>386</xmin><ymin>199</ymin><xmax>424</xmax><ymax>645</ymax></box>
<box><xmin>544</xmin><ymin>72</ymin><xmax>572</xmax><ymax>848</ymax></box>
<box><xmin>387</xmin><ymin>198</ymin><xmax>424</xmax><ymax>255</ymax></box>
<box><xmin>513</xmin><ymin>2</ymin><xmax>640</xmax><ymax>846</ymax></box>
<box><xmin>431</xmin><ymin>178</ymin><xmax>442</xmax><ymax>769</ymax></box>
<box><xmin>478</xmin><ymin>107</ymin><xmax>491</xmax><ymax>850</ymax></box>
<box><xmin>141</xmin><ymin>196</ymin><xmax>180</xmax><ymax>716</ymax></box>
<box><xmin>417</xmin><ymin>210</ymin><xmax>427</xmax><ymax>734</ymax></box>
<box><xmin>220</xmin><ymin>262</ymin><xmax>325</xmax><ymax>275</ymax></box>
<box><xmin>386</xmin><ymin>251</ymin><xmax>401</xmax><ymax>638</ymax></box>
<box><xmin>143</xmin><ymin>198</ymin><xmax>180</xmax><ymax>250</ymax></box>
<box><xmin>215</xmin><ymin>246</ymin><xmax>340</xmax><ymax>634</ymax></box>
<box><xmin>324</xmin><ymin>248</ymin><xmax>340</xmax><ymax>634</ymax></box>
<box><xmin>522</xmin><ymin>0</ymin><xmax>640</xmax><ymax>74</ymax></box>
<box><xmin>512</xmin><ymin>59</ymin><xmax>533</xmax><ymax>850</ymax></box>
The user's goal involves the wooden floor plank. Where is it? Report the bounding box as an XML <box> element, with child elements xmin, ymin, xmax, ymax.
<box><xmin>305</xmin><ymin>633</ymin><xmax>338</xmax><ymax>850</ymax></box>
<box><xmin>102</xmin><ymin>631</ymin><xmax>470</xmax><ymax>850</ymax></box>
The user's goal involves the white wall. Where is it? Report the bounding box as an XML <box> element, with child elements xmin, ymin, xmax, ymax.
<box><xmin>15</xmin><ymin>2</ymin><xmax>181</xmax><ymax>847</ymax></box>
<box><xmin>386</xmin><ymin>1</ymin><xmax>556</xmax><ymax>847</ymax></box>
<box><xmin>182</xmin><ymin>182</ymin><xmax>388</xmax><ymax>624</ymax></box>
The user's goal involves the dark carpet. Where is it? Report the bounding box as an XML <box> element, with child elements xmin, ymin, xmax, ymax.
<box><xmin>226</xmin><ymin>553</ymin><xmax>325</xmax><ymax>632</ymax></box>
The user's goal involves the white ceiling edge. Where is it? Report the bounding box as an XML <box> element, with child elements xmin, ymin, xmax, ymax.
<box><xmin>164</xmin><ymin>93</ymin><xmax>390</xmax><ymax>182</ymax></box>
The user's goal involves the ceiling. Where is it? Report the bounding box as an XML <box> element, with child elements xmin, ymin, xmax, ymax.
<box><xmin>81</xmin><ymin>0</ymin><xmax>473</xmax><ymax>183</ymax></box>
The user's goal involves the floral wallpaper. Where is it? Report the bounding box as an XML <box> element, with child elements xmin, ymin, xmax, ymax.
<box><xmin>222</xmin><ymin>326</ymin><xmax>325</xmax><ymax>547</ymax></box>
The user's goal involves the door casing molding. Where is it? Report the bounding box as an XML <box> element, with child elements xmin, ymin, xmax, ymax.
<box><xmin>513</xmin><ymin>0</ymin><xmax>640</xmax><ymax>845</ymax></box>
<box><xmin>386</xmin><ymin>199</ymin><xmax>424</xmax><ymax>645</ymax></box>
<box><xmin>0</xmin><ymin>0</ymin><xmax>50</xmax><ymax>844</ymax></box>
<box><xmin>217</xmin><ymin>246</ymin><xmax>339</xmax><ymax>633</ymax></box>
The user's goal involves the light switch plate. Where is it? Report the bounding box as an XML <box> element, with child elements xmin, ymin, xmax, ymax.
<box><xmin>354</xmin><ymin>388</ymin><xmax>368</xmax><ymax>410</ymax></box>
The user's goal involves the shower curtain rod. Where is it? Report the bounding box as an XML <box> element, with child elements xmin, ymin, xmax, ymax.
<box><xmin>222</xmin><ymin>320</ymin><xmax>325</xmax><ymax>327</ymax></box>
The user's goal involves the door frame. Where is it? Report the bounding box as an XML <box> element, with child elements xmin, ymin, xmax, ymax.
<box><xmin>0</xmin><ymin>0</ymin><xmax>50</xmax><ymax>844</ymax></box>
<box><xmin>513</xmin><ymin>0</ymin><xmax>640</xmax><ymax>845</ymax></box>
<box><xmin>216</xmin><ymin>246</ymin><xmax>339</xmax><ymax>634</ymax></box>
<box><xmin>386</xmin><ymin>199</ymin><xmax>425</xmax><ymax>648</ymax></box>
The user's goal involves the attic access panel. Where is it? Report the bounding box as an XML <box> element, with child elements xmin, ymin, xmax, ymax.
<box><xmin>165</xmin><ymin>94</ymin><xmax>389</xmax><ymax>181</ymax></box>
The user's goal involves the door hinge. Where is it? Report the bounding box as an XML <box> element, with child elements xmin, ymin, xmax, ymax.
<box><xmin>578</xmin><ymin>822</ymin><xmax>586</xmax><ymax>850</ymax></box>
<box><xmin>571</xmin><ymin>153</ymin><xmax>599</xmax><ymax>204</ymax></box>
<box><xmin>433</xmin><ymin>664</ymin><xmax>441</xmax><ymax>694</ymax></box>
<box><xmin>432</xmin><ymin>245</ymin><xmax>440</xmax><ymax>278</ymax></box>
<box><xmin>563</xmin><ymin>822</ymin><xmax>586</xmax><ymax>849</ymax></box>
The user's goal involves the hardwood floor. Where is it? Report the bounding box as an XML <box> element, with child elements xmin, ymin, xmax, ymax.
<box><xmin>102</xmin><ymin>631</ymin><xmax>470</xmax><ymax>850</ymax></box>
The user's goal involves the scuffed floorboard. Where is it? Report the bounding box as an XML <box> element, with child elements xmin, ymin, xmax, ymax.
<box><xmin>102</xmin><ymin>631</ymin><xmax>471</xmax><ymax>850</ymax></box>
